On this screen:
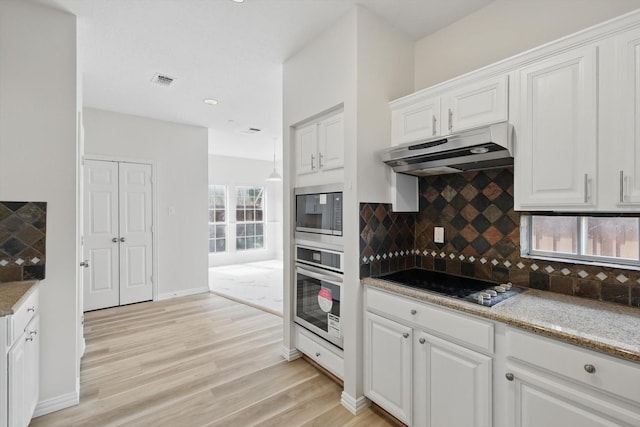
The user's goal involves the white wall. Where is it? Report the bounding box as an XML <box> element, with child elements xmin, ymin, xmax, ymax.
<box><xmin>0</xmin><ymin>0</ymin><xmax>80</xmax><ymax>413</ymax></box>
<box><xmin>414</xmin><ymin>0</ymin><xmax>640</xmax><ymax>90</ymax></box>
<box><xmin>283</xmin><ymin>6</ymin><xmax>414</xmax><ymax>412</ymax></box>
<box><xmin>208</xmin><ymin>154</ymin><xmax>283</xmax><ymax>267</ymax></box>
<box><xmin>282</xmin><ymin>7</ymin><xmax>358</xmax><ymax>402</ymax></box>
<box><xmin>83</xmin><ymin>108</ymin><xmax>209</xmax><ymax>299</ymax></box>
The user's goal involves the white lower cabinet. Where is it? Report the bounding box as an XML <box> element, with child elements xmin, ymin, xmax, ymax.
<box><xmin>295</xmin><ymin>325</ymin><xmax>344</xmax><ymax>380</ymax></box>
<box><xmin>1</xmin><ymin>288</ymin><xmax>40</xmax><ymax>427</ymax></box>
<box><xmin>414</xmin><ymin>331</ymin><xmax>492</xmax><ymax>427</ymax></box>
<box><xmin>364</xmin><ymin>287</ymin><xmax>640</xmax><ymax>427</ymax></box>
<box><xmin>503</xmin><ymin>327</ymin><xmax>640</xmax><ymax>427</ymax></box>
<box><xmin>364</xmin><ymin>312</ymin><xmax>413</xmax><ymax>424</ymax></box>
<box><xmin>364</xmin><ymin>287</ymin><xmax>493</xmax><ymax>426</ymax></box>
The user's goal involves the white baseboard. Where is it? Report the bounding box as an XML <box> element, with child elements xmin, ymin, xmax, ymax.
<box><xmin>157</xmin><ymin>286</ymin><xmax>209</xmax><ymax>301</ymax></box>
<box><xmin>34</xmin><ymin>390</ymin><xmax>79</xmax><ymax>417</ymax></box>
<box><xmin>341</xmin><ymin>391</ymin><xmax>370</xmax><ymax>415</ymax></box>
<box><xmin>280</xmin><ymin>345</ymin><xmax>302</xmax><ymax>361</ymax></box>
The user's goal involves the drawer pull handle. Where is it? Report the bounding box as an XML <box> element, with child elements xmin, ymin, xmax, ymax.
<box><xmin>584</xmin><ymin>364</ymin><xmax>596</xmax><ymax>374</ymax></box>
<box><xmin>27</xmin><ymin>307</ymin><xmax>35</xmax><ymax>313</ymax></box>
<box><xmin>410</xmin><ymin>309</ymin><xmax>417</xmax><ymax>315</ymax></box>
<box><xmin>315</xmin><ymin>352</ymin><xmax>320</xmax><ymax>357</ymax></box>
<box><xmin>418</xmin><ymin>337</ymin><xmax>426</xmax><ymax>344</ymax></box>
<box><xmin>30</xmin><ymin>330</ymin><xmax>37</xmax><ymax>336</ymax></box>
<box><xmin>505</xmin><ymin>372</ymin><xmax>514</xmax><ymax>381</ymax></box>
<box><xmin>26</xmin><ymin>336</ymin><xmax>34</xmax><ymax>342</ymax></box>
<box><xmin>402</xmin><ymin>333</ymin><xmax>409</xmax><ymax>339</ymax></box>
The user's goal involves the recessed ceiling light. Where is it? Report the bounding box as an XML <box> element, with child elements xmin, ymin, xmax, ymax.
<box><xmin>203</xmin><ymin>98</ymin><xmax>218</xmax><ymax>106</ymax></box>
<box><xmin>231</xmin><ymin>0</ymin><xmax>244</xmax><ymax>3</ymax></box>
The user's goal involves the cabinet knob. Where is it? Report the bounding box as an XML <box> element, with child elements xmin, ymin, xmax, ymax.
<box><xmin>402</xmin><ymin>332</ymin><xmax>409</xmax><ymax>339</ymax></box>
<box><xmin>410</xmin><ymin>309</ymin><xmax>417</xmax><ymax>315</ymax></box>
<box><xmin>79</xmin><ymin>260</ymin><xmax>89</xmax><ymax>268</ymax></box>
<box><xmin>584</xmin><ymin>364</ymin><xmax>596</xmax><ymax>374</ymax></box>
<box><xmin>112</xmin><ymin>237</ymin><xmax>118</xmax><ymax>243</ymax></box>
<box><xmin>315</xmin><ymin>352</ymin><xmax>320</xmax><ymax>357</ymax></box>
<box><xmin>418</xmin><ymin>337</ymin><xmax>426</xmax><ymax>344</ymax></box>
<box><xmin>119</xmin><ymin>237</ymin><xmax>126</xmax><ymax>243</ymax></box>
<box><xmin>505</xmin><ymin>372</ymin><xmax>514</xmax><ymax>381</ymax></box>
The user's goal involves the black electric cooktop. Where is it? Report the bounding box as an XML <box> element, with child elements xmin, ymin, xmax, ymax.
<box><xmin>375</xmin><ymin>268</ymin><xmax>522</xmax><ymax>307</ymax></box>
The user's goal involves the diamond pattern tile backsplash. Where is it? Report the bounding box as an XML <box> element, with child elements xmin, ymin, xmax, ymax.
<box><xmin>0</xmin><ymin>202</ymin><xmax>46</xmax><ymax>282</ymax></box>
<box><xmin>360</xmin><ymin>168</ymin><xmax>640</xmax><ymax>308</ymax></box>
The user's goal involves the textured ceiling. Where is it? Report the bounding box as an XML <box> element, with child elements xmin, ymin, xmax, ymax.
<box><xmin>35</xmin><ymin>0</ymin><xmax>493</xmax><ymax>160</ymax></box>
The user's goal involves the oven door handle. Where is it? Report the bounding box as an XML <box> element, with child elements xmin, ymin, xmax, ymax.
<box><xmin>296</xmin><ymin>266</ymin><xmax>343</xmax><ymax>284</ymax></box>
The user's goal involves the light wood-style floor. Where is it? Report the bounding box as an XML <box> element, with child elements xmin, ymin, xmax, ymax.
<box><xmin>31</xmin><ymin>293</ymin><xmax>393</xmax><ymax>427</ymax></box>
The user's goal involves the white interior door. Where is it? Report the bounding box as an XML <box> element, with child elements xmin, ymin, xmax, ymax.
<box><xmin>118</xmin><ymin>163</ymin><xmax>153</xmax><ymax>305</ymax></box>
<box><xmin>83</xmin><ymin>160</ymin><xmax>120</xmax><ymax>311</ymax></box>
<box><xmin>83</xmin><ymin>160</ymin><xmax>153</xmax><ymax>311</ymax></box>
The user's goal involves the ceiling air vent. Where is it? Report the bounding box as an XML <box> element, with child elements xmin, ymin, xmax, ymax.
<box><xmin>239</xmin><ymin>127</ymin><xmax>262</xmax><ymax>135</ymax></box>
<box><xmin>151</xmin><ymin>73</ymin><xmax>176</xmax><ymax>86</ymax></box>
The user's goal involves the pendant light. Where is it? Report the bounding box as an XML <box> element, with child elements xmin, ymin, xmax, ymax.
<box><xmin>266</xmin><ymin>137</ymin><xmax>282</xmax><ymax>182</ymax></box>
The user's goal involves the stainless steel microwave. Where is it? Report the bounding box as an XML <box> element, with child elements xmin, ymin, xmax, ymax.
<box><xmin>295</xmin><ymin>184</ymin><xmax>343</xmax><ymax>239</ymax></box>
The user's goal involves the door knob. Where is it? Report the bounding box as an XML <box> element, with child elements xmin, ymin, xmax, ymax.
<box><xmin>80</xmin><ymin>260</ymin><xmax>89</xmax><ymax>268</ymax></box>
<box><xmin>119</xmin><ymin>237</ymin><xmax>126</xmax><ymax>243</ymax></box>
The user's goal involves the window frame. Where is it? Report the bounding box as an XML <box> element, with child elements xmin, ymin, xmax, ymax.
<box><xmin>234</xmin><ymin>185</ymin><xmax>266</xmax><ymax>252</ymax></box>
<box><xmin>521</xmin><ymin>214</ymin><xmax>640</xmax><ymax>269</ymax></box>
<box><xmin>208</xmin><ymin>184</ymin><xmax>227</xmax><ymax>254</ymax></box>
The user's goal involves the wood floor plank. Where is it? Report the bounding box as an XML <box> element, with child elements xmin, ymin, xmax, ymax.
<box><xmin>30</xmin><ymin>293</ymin><xmax>392</xmax><ymax>427</ymax></box>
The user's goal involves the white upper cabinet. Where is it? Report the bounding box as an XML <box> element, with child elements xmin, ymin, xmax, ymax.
<box><xmin>390</xmin><ymin>75</ymin><xmax>508</xmax><ymax>146</ymax></box>
<box><xmin>295</xmin><ymin>110</ymin><xmax>344</xmax><ymax>177</ymax></box>
<box><xmin>295</xmin><ymin>121</ymin><xmax>319</xmax><ymax>175</ymax></box>
<box><xmin>391</xmin><ymin>95</ymin><xmax>441</xmax><ymax>145</ymax></box>
<box><xmin>614</xmin><ymin>27</ymin><xmax>640</xmax><ymax>206</ymax></box>
<box><xmin>513</xmin><ymin>45</ymin><xmax>598</xmax><ymax>210</ymax></box>
<box><xmin>317</xmin><ymin>112</ymin><xmax>344</xmax><ymax>171</ymax></box>
<box><xmin>443</xmin><ymin>75</ymin><xmax>509</xmax><ymax>134</ymax></box>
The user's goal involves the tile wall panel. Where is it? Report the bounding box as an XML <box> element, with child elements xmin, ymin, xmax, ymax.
<box><xmin>0</xmin><ymin>202</ymin><xmax>46</xmax><ymax>282</ymax></box>
<box><xmin>360</xmin><ymin>168</ymin><xmax>640</xmax><ymax>308</ymax></box>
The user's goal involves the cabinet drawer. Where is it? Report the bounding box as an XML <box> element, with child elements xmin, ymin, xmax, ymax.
<box><xmin>366</xmin><ymin>288</ymin><xmax>493</xmax><ymax>353</ymax></box>
<box><xmin>296</xmin><ymin>326</ymin><xmax>344</xmax><ymax>379</ymax></box>
<box><xmin>507</xmin><ymin>328</ymin><xmax>640</xmax><ymax>402</ymax></box>
<box><xmin>8</xmin><ymin>289</ymin><xmax>38</xmax><ymax>346</ymax></box>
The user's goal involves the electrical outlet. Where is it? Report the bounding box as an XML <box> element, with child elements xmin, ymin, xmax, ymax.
<box><xmin>434</xmin><ymin>226</ymin><xmax>445</xmax><ymax>243</ymax></box>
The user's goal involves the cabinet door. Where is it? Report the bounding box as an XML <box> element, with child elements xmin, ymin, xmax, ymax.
<box><xmin>318</xmin><ymin>112</ymin><xmax>344</xmax><ymax>171</ymax></box>
<box><xmin>507</xmin><ymin>367</ymin><xmax>638</xmax><ymax>427</ymax></box>
<box><xmin>443</xmin><ymin>75</ymin><xmax>508</xmax><ymax>134</ymax></box>
<box><xmin>25</xmin><ymin>315</ymin><xmax>39</xmax><ymax>419</ymax></box>
<box><xmin>8</xmin><ymin>331</ymin><xmax>27</xmax><ymax>427</ymax></box>
<box><xmin>295</xmin><ymin>122</ymin><xmax>318</xmax><ymax>175</ymax></box>
<box><xmin>415</xmin><ymin>331</ymin><xmax>492</xmax><ymax>427</ymax></box>
<box><xmin>391</xmin><ymin>96</ymin><xmax>441</xmax><ymax>145</ymax></box>
<box><xmin>364</xmin><ymin>312</ymin><xmax>412</xmax><ymax>425</ymax></box>
<box><xmin>616</xmin><ymin>28</ymin><xmax>640</xmax><ymax>205</ymax></box>
<box><xmin>514</xmin><ymin>45</ymin><xmax>598</xmax><ymax>210</ymax></box>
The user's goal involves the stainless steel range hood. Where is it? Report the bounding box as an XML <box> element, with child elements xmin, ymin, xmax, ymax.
<box><xmin>381</xmin><ymin>122</ymin><xmax>513</xmax><ymax>176</ymax></box>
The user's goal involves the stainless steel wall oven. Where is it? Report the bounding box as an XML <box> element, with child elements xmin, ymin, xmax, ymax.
<box><xmin>294</xmin><ymin>243</ymin><xmax>343</xmax><ymax>349</ymax></box>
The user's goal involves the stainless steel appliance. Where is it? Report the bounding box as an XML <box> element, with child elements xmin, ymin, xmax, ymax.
<box><xmin>295</xmin><ymin>184</ymin><xmax>342</xmax><ymax>244</ymax></box>
<box><xmin>380</xmin><ymin>122</ymin><xmax>513</xmax><ymax>176</ymax></box>
<box><xmin>376</xmin><ymin>268</ymin><xmax>522</xmax><ymax>307</ymax></box>
<box><xmin>294</xmin><ymin>244</ymin><xmax>343</xmax><ymax>348</ymax></box>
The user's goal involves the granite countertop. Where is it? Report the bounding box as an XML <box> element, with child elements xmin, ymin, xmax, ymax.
<box><xmin>0</xmin><ymin>281</ymin><xmax>39</xmax><ymax>317</ymax></box>
<box><xmin>363</xmin><ymin>276</ymin><xmax>640</xmax><ymax>363</ymax></box>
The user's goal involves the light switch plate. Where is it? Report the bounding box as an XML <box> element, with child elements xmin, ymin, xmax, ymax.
<box><xmin>434</xmin><ymin>226</ymin><xmax>444</xmax><ymax>243</ymax></box>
